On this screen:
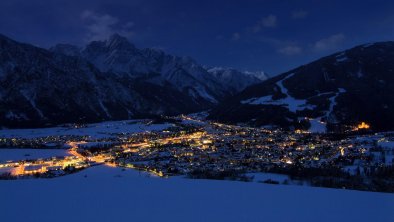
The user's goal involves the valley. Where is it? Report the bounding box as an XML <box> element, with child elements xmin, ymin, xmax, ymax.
<box><xmin>1</xmin><ymin>115</ymin><xmax>393</xmax><ymax>193</ymax></box>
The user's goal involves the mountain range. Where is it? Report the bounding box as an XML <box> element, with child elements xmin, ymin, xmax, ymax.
<box><xmin>0</xmin><ymin>33</ymin><xmax>266</xmax><ymax>127</ymax></box>
<box><xmin>1</xmin><ymin>33</ymin><xmax>394</xmax><ymax>132</ymax></box>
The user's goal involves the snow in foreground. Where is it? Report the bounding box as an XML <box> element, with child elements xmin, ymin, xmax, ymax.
<box><xmin>0</xmin><ymin>120</ymin><xmax>172</xmax><ymax>139</ymax></box>
<box><xmin>0</xmin><ymin>166</ymin><xmax>393</xmax><ymax>222</ymax></box>
<box><xmin>0</xmin><ymin>148</ymin><xmax>70</xmax><ymax>162</ymax></box>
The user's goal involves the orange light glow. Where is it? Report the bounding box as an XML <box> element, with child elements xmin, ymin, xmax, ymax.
<box><xmin>357</xmin><ymin>122</ymin><xmax>370</xmax><ymax>129</ymax></box>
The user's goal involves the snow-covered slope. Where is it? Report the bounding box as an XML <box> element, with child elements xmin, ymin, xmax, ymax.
<box><xmin>0</xmin><ymin>165</ymin><xmax>392</xmax><ymax>222</ymax></box>
<box><xmin>0</xmin><ymin>148</ymin><xmax>70</xmax><ymax>162</ymax></box>
<box><xmin>210</xmin><ymin>42</ymin><xmax>394</xmax><ymax>132</ymax></box>
<box><xmin>0</xmin><ymin>119</ymin><xmax>172</xmax><ymax>139</ymax></box>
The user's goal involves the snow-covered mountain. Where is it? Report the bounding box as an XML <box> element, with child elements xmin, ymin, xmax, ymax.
<box><xmin>207</xmin><ymin>67</ymin><xmax>267</xmax><ymax>93</ymax></box>
<box><xmin>209</xmin><ymin>42</ymin><xmax>394</xmax><ymax>132</ymax></box>
<box><xmin>52</xmin><ymin>34</ymin><xmax>265</xmax><ymax>104</ymax></box>
<box><xmin>0</xmin><ymin>33</ymin><xmax>264</xmax><ymax>127</ymax></box>
<box><xmin>0</xmin><ymin>34</ymin><xmax>190</xmax><ymax>127</ymax></box>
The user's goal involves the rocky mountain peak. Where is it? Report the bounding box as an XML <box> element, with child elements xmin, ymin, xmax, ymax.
<box><xmin>106</xmin><ymin>33</ymin><xmax>136</xmax><ymax>51</ymax></box>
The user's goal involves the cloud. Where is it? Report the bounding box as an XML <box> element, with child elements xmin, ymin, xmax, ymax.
<box><xmin>262</xmin><ymin>15</ymin><xmax>277</xmax><ymax>27</ymax></box>
<box><xmin>278</xmin><ymin>45</ymin><xmax>302</xmax><ymax>55</ymax></box>
<box><xmin>252</xmin><ymin>14</ymin><xmax>277</xmax><ymax>32</ymax></box>
<box><xmin>81</xmin><ymin>10</ymin><xmax>134</xmax><ymax>42</ymax></box>
<box><xmin>231</xmin><ymin>32</ymin><xmax>241</xmax><ymax>41</ymax></box>
<box><xmin>292</xmin><ymin>10</ymin><xmax>308</xmax><ymax>19</ymax></box>
<box><xmin>312</xmin><ymin>33</ymin><xmax>345</xmax><ymax>52</ymax></box>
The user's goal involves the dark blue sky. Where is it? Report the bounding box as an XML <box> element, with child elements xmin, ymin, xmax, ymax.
<box><xmin>1</xmin><ymin>0</ymin><xmax>393</xmax><ymax>75</ymax></box>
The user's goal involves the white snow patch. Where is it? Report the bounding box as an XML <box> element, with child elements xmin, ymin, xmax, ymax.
<box><xmin>0</xmin><ymin>120</ymin><xmax>173</xmax><ymax>139</ymax></box>
<box><xmin>326</xmin><ymin>88</ymin><xmax>346</xmax><ymax>120</ymax></box>
<box><xmin>336</xmin><ymin>56</ymin><xmax>348</xmax><ymax>62</ymax></box>
<box><xmin>241</xmin><ymin>73</ymin><xmax>316</xmax><ymax>112</ymax></box>
<box><xmin>243</xmin><ymin>70</ymin><xmax>267</xmax><ymax>80</ymax></box>
<box><xmin>336</xmin><ymin>52</ymin><xmax>348</xmax><ymax>63</ymax></box>
<box><xmin>363</xmin><ymin>43</ymin><xmax>375</xmax><ymax>48</ymax></box>
<box><xmin>308</xmin><ymin>118</ymin><xmax>327</xmax><ymax>133</ymax></box>
<box><xmin>0</xmin><ymin>148</ymin><xmax>70</xmax><ymax>163</ymax></box>
<box><xmin>98</xmin><ymin>100</ymin><xmax>112</xmax><ymax>118</ymax></box>
<box><xmin>378</xmin><ymin>141</ymin><xmax>394</xmax><ymax>150</ymax></box>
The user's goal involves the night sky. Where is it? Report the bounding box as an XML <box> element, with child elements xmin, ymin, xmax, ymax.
<box><xmin>1</xmin><ymin>0</ymin><xmax>393</xmax><ymax>75</ymax></box>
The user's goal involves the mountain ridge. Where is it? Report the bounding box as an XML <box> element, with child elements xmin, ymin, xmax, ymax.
<box><xmin>0</xmin><ymin>33</ymin><xmax>266</xmax><ymax>127</ymax></box>
<box><xmin>209</xmin><ymin>42</ymin><xmax>394</xmax><ymax>132</ymax></box>
<box><xmin>51</xmin><ymin>34</ymin><xmax>267</xmax><ymax>102</ymax></box>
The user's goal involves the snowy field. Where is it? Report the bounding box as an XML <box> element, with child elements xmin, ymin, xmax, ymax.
<box><xmin>0</xmin><ymin>148</ymin><xmax>70</xmax><ymax>162</ymax></box>
<box><xmin>0</xmin><ymin>166</ymin><xmax>393</xmax><ymax>222</ymax></box>
<box><xmin>0</xmin><ymin>120</ymin><xmax>172</xmax><ymax>139</ymax></box>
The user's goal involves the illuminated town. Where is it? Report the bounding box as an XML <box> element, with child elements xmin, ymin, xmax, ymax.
<box><xmin>0</xmin><ymin>115</ymin><xmax>393</xmax><ymax>192</ymax></box>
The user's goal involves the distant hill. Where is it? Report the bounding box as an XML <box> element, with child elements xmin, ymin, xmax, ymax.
<box><xmin>209</xmin><ymin>42</ymin><xmax>394</xmax><ymax>132</ymax></box>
